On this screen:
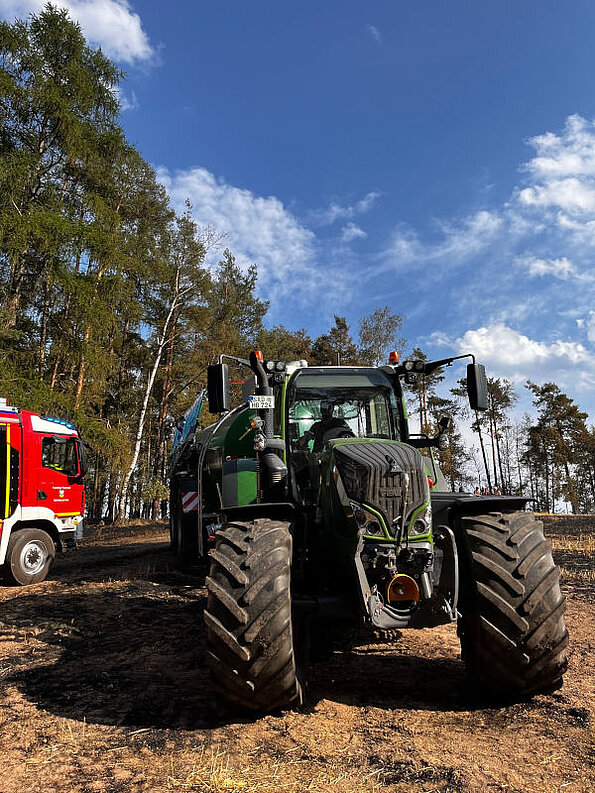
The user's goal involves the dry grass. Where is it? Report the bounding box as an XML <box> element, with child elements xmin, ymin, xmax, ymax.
<box><xmin>166</xmin><ymin>748</ymin><xmax>386</xmax><ymax>792</ymax></box>
<box><xmin>559</xmin><ymin>567</ymin><xmax>595</xmax><ymax>587</ymax></box>
<box><xmin>550</xmin><ymin>534</ymin><xmax>595</xmax><ymax>554</ymax></box>
<box><xmin>548</xmin><ymin>522</ymin><xmax>595</xmax><ymax>594</ymax></box>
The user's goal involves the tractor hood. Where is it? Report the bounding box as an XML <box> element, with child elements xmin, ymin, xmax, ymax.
<box><xmin>329</xmin><ymin>438</ymin><xmax>430</xmax><ymax>537</ymax></box>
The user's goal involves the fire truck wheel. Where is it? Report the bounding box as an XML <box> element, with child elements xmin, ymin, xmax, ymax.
<box><xmin>457</xmin><ymin>511</ymin><xmax>568</xmax><ymax>699</ymax></box>
<box><xmin>2</xmin><ymin>528</ymin><xmax>55</xmax><ymax>586</ymax></box>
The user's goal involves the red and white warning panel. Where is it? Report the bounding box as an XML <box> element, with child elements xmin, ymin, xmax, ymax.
<box><xmin>181</xmin><ymin>491</ymin><xmax>200</xmax><ymax>512</ymax></box>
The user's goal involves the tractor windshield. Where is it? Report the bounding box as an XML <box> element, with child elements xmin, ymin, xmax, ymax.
<box><xmin>286</xmin><ymin>368</ymin><xmax>402</xmax><ymax>504</ymax></box>
<box><xmin>287</xmin><ymin>368</ymin><xmax>401</xmax><ymax>446</ymax></box>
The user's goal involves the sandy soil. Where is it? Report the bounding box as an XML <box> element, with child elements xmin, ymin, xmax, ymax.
<box><xmin>0</xmin><ymin>515</ymin><xmax>593</xmax><ymax>793</ymax></box>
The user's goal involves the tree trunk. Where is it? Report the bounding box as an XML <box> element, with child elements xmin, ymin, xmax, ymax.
<box><xmin>117</xmin><ymin>277</ymin><xmax>183</xmax><ymax>518</ymax></box>
<box><xmin>488</xmin><ymin>397</ymin><xmax>499</xmax><ymax>489</ymax></box>
<box><xmin>38</xmin><ymin>267</ymin><xmax>52</xmax><ymax>376</ymax></box>
<box><xmin>151</xmin><ymin>308</ymin><xmax>178</xmax><ymax>520</ymax></box>
<box><xmin>92</xmin><ymin>454</ymin><xmax>103</xmax><ymax>522</ymax></box>
<box><xmin>2</xmin><ymin>250</ymin><xmax>29</xmax><ymax>328</ymax></box>
<box><xmin>74</xmin><ymin>262</ymin><xmax>106</xmax><ymax>409</ymax></box>
<box><xmin>475</xmin><ymin>413</ymin><xmax>492</xmax><ymax>491</ymax></box>
<box><xmin>543</xmin><ymin>440</ymin><xmax>551</xmax><ymax>513</ymax></box>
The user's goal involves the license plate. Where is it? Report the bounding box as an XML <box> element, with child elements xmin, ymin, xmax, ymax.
<box><xmin>249</xmin><ymin>394</ymin><xmax>275</xmax><ymax>409</ymax></box>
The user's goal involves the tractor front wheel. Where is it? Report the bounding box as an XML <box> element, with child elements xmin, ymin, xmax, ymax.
<box><xmin>204</xmin><ymin>517</ymin><xmax>302</xmax><ymax>712</ymax></box>
<box><xmin>457</xmin><ymin>511</ymin><xmax>568</xmax><ymax>698</ymax></box>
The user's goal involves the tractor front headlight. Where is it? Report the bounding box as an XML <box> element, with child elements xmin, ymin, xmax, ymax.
<box><xmin>349</xmin><ymin>502</ymin><xmax>387</xmax><ymax>538</ymax></box>
<box><xmin>408</xmin><ymin>503</ymin><xmax>432</xmax><ymax>538</ymax></box>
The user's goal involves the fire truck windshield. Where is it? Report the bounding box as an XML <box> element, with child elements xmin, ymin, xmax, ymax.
<box><xmin>41</xmin><ymin>436</ymin><xmax>78</xmax><ymax>477</ymax></box>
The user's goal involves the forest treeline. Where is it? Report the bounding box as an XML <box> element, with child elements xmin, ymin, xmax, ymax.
<box><xmin>1</xmin><ymin>6</ymin><xmax>594</xmax><ymax>518</ymax></box>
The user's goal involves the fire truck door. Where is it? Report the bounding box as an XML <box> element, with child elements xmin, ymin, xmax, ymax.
<box><xmin>0</xmin><ymin>423</ymin><xmax>19</xmax><ymax>519</ymax></box>
<box><xmin>38</xmin><ymin>435</ymin><xmax>80</xmax><ymax>515</ymax></box>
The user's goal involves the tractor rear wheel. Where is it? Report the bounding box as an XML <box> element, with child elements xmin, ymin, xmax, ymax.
<box><xmin>457</xmin><ymin>511</ymin><xmax>568</xmax><ymax>698</ymax></box>
<box><xmin>204</xmin><ymin>517</ymin><xmax>302</xmax><ymax>712</ymax></box>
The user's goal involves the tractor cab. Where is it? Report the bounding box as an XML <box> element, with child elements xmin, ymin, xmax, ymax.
<box><xmin>284</xmin><ymin>366</ymin><xmax>406</xmax><ymax>507</ymax></box>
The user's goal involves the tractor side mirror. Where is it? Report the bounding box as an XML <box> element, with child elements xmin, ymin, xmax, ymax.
<box><xmin>207</xmin><ymin>363</ymin><xmax>230</xmax><ymax>413</ymax></box>
<box><xmin>467</xmin><ymin>363</ymin><xmax>488</xmax><ymax>411</ymax></box>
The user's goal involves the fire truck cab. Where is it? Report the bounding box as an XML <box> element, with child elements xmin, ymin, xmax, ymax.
<box><xmin>0</xmin><ymin>401</ymin><xmax>86</xmax><ymax>585</ymax></box>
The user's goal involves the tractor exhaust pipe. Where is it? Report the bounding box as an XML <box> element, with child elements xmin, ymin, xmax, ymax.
<box><xmin>249</xmin><ymin>350</ymin><xmax>287</xmax><ymax>501</ymax></box>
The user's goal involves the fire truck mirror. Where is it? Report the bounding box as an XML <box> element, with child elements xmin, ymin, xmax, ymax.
<box><xmin>76</xmin><ymin>440</ymin><xmax>88</xmax><ymax>480</ymax></box>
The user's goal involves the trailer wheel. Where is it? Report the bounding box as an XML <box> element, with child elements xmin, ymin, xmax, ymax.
<box><xmin>205</xmin><ymin>518</ymin><xmax>302</xmax><ymax>712</ymax></box>
<box><xmin>457</xmin><ymin>511</ymin><xmax>568</xmax><ymax>698</ymax></box>
<box><xmin>2</xmin><ymin>528</ymin><xmax>55</xmax><ymax>586</ymax></box>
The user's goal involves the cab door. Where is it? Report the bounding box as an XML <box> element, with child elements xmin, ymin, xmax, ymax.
<box><xmin>38</xmin><ymin>434</ymin><xmax>82</xmax><ymax>516</ymax></box>
<box><xmin>0</xmin><ymin>421</ymin><xmax>20</xmax><ymax>519</ymax></box>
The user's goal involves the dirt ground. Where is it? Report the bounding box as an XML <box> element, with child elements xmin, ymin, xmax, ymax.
<box><xmin>0</xmin><ymin>514</ymin><xmax>593</xmax><ymax>793</ymax></box>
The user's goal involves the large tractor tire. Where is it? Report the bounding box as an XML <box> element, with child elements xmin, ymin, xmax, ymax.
<box><xmin>204</xmin><ymin>518</ymin><xmax>302</xmax><ymax>712</ymax></box>
<box><xmin>457</xmin><ymin>511</ymin><xmax>568</xmax><ymax>698</ymax></box>
<box><xmin>1</xmin><ymin>528</ymin><xmax>55</xmax><ymax>586</ymax></box>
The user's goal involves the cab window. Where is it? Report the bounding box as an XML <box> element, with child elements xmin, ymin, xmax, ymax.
<box><xmin>42</xmin><ymin>436</ymin><xmax>78</xmax><ymax>476</ymax></box>
<box><xmin>287</xmin><ymin>369</ymin><xmax>401</xmax><ymax>448</ymax></box>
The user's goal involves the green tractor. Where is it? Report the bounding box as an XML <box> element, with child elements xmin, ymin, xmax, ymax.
<box><xmin>169</xmin><ymin>351</ymin><xmax>568</xmax><ymax>712</ymax></box>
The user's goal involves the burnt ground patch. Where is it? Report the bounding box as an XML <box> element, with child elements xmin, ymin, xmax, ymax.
<box><xmin>0</xmin><ymin>519</ymin><xmax>594</xmax><ymax>793</ymax></box>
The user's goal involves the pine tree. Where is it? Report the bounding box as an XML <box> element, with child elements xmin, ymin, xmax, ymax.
<box><xmin>427</xmin><ymin>393</ymin><xmax>471</xmax><ymax>490</ymax></box>
<box><xmin>357</xmin><ymin>306</ymin><xmax>405</xmax><ymax>366</ymax></box>
<box><xmin>311</xmin><ymin>315</ymin><xmax>359</xmax><ymax>365</ymax></box>
<box><xmin>525</xmin><ymin>382</ymin><xmax>589</xmax><ymax>513</ymax></box>
<box><xmin>256</xmin><ymin>325</ymin><xmax>312</xmax><ymax>362</ymax></box>
<box><xmin>0</xmin><ymin>5</ymin><xmax>121</xmax><ymax>329</ymax></box>
<box><xmin>405</xmin><ymin>347</ymin><xmax>444</xmax><ymax>433</ymax></box>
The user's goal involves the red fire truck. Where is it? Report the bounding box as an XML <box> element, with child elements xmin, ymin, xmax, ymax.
<box><xmin>0</xmin><ymin>401</ymin><xmax>87</xmax><ymax>585</ymax></box>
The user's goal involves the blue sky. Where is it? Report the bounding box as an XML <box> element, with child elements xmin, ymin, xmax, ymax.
<box><xmin>2</xmin><ymin>1</ymin><xmax>595</xmax><ymax>420</ymax></box>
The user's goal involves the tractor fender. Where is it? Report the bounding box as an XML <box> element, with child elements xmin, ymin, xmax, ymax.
<box><xmin>220</xmin><ymin>502</ymin><xmax>296</xmax><ymax>525</ymax></box>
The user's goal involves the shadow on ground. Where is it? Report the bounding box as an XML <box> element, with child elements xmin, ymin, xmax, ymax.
<box><xmin>3</xmin><ymin>577</ymin><xmax>486</xmax><ymax>730</ymax></box>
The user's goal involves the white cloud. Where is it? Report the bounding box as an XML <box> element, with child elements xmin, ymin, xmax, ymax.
<box><xmin>0</xmin><ymin>0</ymin><xmax>155</xmax><ymax>64</ymax></box>
<box><xmin>455</xmin><ymin>324</ymin><xmax>595</xmax><ymax>392</ymax></box>
<box><xmin>516</xmin><ymin>256</ymin><xmax>575</xmax><ymax>279</ymax></box>
<box><xmin>367</xmin><ymin>24</ymin><xmax>382</xmax><ymax>46</ymax></box>
<box><xmin>587</xmin><ymin>312</ymin><xmax>595</xmax><ymax>344</ymax></box>
<box><xmin>524</xmin><ymin>115</ymin><xmax>595</xmax><ymax>179</ymax></box>
<box><xmin>381</xmin><ymin>115</ymin><xmax>595</xmax><ymax>281</ymax></box>
<box><xmin>434</xmin><ymin>210</ymin><xmax>503</xmax><ymax>259</ymax></box>
<box><xmin>384</xmin><ymin>210</ymin><xmax>502</xmax><ymax>272</ymax></box>
<box><xmin>116</xmin><ymin>87</ymin><xmax>138</xmax><ymax>111</ymax></box>
<box><xmin>518</xmin><ymin>177</ymin><xmax>595</xmax><ymax>214</ymax></box>
<box><xmin>312</xmin><ymin>191</ymin><xmax>381</xmax><ymax>225</ymax></box>
<box><xmin>341</xmin><ymin>222</ymin><xmax>367</xmax><ymax>242</ymax></box>
<box><xmin>158</xmin><ymin>166</ymin><xmax>334</xmax><ymax>310</ymax></box>
<box><xmin>516</xmin><ymin>115</ymin><xmax>595</xmax><ymax>225</ymax></box>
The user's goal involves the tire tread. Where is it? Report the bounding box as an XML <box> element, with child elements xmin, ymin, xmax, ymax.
<box><xmin>458</xmin><ymin>511</ymin><xmax>567</xmax><ymax>697</ymax></box>
<box><xmin>205</xmin><ymin>518</ymin><xmax>302</xmax><ymax>712</ymax></box>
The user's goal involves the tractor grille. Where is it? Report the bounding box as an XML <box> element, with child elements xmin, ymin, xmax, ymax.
<box><xmin>332</xmin><ymin>441</ymin><xmax>428</xmax><ymax>531</ymax></box>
